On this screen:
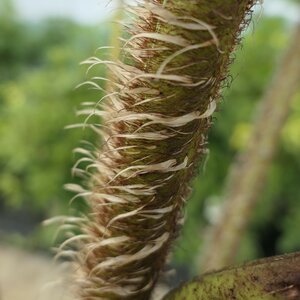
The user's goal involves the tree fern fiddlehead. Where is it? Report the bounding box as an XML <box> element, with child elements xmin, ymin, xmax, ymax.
<box><xmin>59</xmin><ymin>1</ymin><xmax>257</xmax><ymax>299</ymax></box>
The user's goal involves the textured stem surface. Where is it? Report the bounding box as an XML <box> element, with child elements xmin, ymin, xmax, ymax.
<box><xmin>201</xmin><ymin>24</ymin><xmax>300</xmax><ymax>272</ymax></box>
<box><xmin>61</xmin><ymin>1</ymin><xmax>257</xmax><ymax>299</ymax></box>
<box><xmin>164</xmin><ymin>252</ymin><xmax>300</xmax><ymax>300</ymax></box>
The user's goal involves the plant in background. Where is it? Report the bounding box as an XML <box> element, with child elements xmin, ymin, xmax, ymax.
<box><xmin>201</xmin><ymin>23</ymin><xmax>300</xmax><ymax>272</ymax></box>
<box><xmin>56</xmin><ymin>0</ymin><xmax>264</xmax><ymax>299</ymax></box>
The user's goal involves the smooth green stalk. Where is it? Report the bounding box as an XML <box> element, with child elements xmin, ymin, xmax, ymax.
<box><xmin>109</xmin><ymin>0</ymin><xmax>124</xmax><ymax>60</ymax></box>
<box><xmin>60</xmin><ymin>1</ymin><xmax>257</xmax><ymax>299</ymax></box>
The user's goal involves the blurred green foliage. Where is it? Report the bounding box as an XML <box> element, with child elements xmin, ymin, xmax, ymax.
<box><xmin>0</xmin><ymin>0</ymin><xmax>299</xmax><ymax>275</ymax></box>
<box><xmin>175</xmin><ymin>17</ymin><xmax>300</xmax><ymax>273</ymax></box>
<box><xmin>0</xmin><ymin>1</ymin><xmax>108</xmax><ymax>249</ymax></box>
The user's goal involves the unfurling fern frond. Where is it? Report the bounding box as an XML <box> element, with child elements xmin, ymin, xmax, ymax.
<box><xmin>57</xmin><ymin>1</ymin><xmax>257</xmax><ymax>299</ymax></box>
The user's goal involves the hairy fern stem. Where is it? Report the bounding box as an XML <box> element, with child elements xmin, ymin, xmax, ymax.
<box><xmin>58</xmin><ymin>1</ymin><xmax>257</xmax><ymax>299</ymax></box>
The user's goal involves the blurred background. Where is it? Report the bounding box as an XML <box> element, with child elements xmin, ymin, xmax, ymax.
<box><xmin>0</xmin><ymin>0</ymin><xmax>299</xmax><ymax>299</ymax></box>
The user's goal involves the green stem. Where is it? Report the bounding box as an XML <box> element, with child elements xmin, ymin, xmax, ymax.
<box><xmin>109</xmin><ymin>0</ymin><xmax>123</xmax><ymax>61</ymax></box>
<box><xmin>164</xmin><ymin>252</ymin><xmax>300</xmax><ymax>300</ymax></box>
